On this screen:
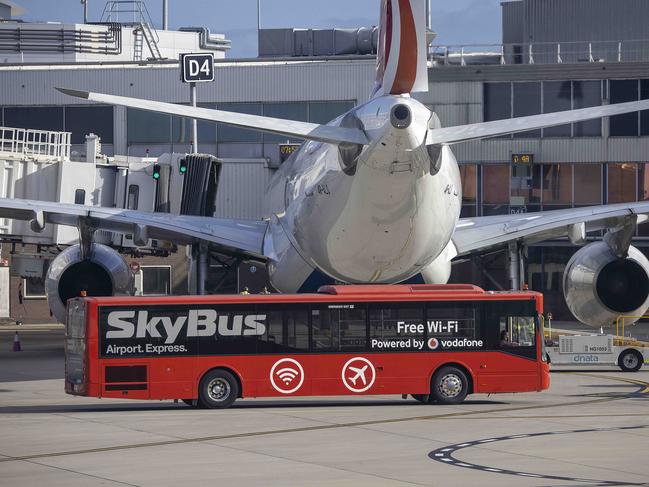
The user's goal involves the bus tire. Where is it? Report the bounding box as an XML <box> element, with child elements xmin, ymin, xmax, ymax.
<box><xmin>618</xmin><ymin>349</ymin><xmax>643</xmax><ymax>372</ymax></box>
<box><xmin>198</xmin><ymin>369</ymin><xmax>239</xmax><ymax>409</ymax></box>
<box><xmin>431</xmin><ymin>366</ymin><xmax>469</xmax><ymax>405</ymax></box>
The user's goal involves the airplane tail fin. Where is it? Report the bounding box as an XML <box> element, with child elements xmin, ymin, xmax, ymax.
<box><xmin>373</xmin><ymin>0</ymin><xmax>428</xmax><ymax>97</ymax></box>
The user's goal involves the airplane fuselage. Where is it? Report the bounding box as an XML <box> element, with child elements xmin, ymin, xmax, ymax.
<box><xmin>263</xmin><ymin>95</ymin><xmax>462</xmax><ymax>292</ymax></box>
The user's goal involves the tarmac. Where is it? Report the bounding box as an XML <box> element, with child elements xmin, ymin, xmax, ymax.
<box><xmin>0</xmin><ymin>330</ymin><xmax>648</xmax><ymax>486</ymax></box>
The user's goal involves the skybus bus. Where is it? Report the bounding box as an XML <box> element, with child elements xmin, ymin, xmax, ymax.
<box><xmin>64</xmin><ymin>284</ymin><xmax>549</xmax><ymax>408</ymax></box>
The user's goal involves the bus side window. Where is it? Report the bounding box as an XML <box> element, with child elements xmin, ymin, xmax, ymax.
<box><xmin>500</xmin><ymin>316</ymin><xmax>536</xmax><ymax>347</ymax></box>
<box><xmin>258</xmin><ymin>310</ymin><xmax>284</xmax><ymax>353</ymax></box>
<box><xmin>312</xmin><ymin>307</ymin><xmax>339</xmax><ymax>351</ymax></box>
<box><xmin>286</xmin><ymin>309</ymin><xmax>309</xmax><ymax>352</ymax></box>
<box><xmin>369</xmin><ymin>305</ymin><xmax>424</xmax><ymax>347</ymax></box>
<box><xmin>338</xmin><ymin>306</ymin><xmax>366</xmax><ymax>351</ymax></box>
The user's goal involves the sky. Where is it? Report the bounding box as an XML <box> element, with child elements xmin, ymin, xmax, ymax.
<box><xmin>17</xmin><ymin>0</ymin><xmax>504</xmax><ymax>58</ymax></box>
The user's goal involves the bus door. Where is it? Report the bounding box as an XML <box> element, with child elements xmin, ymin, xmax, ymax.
<box><xmin>256</xmin><ymin>306</ymin><xmax>313</xmax><ymax>397</ymax></box>
<box><xmin>478</xmin><ymin>302</ymin><xmax>539</xmax><ymax>393</ymax></box>
<box><xmin>310</xmin><ymin>303</ymin><xmax>385</xmax><ymax>396</ymax></box>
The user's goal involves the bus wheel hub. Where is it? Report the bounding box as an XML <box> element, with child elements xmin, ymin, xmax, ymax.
<box><xmin>208</xmin><ymin>379</ymin><xmax>230</xmax><ymax>401</ymax></box>
<box><xmin>439</xmin><ymin>374</ymin><xmax>462</xmax><ymax>397</ymax></box>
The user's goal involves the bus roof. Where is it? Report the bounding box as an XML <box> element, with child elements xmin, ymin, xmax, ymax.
<box><xmin>72</xmin><ymin>284</ymin><xmax>542</xmax><ymax>307</ymax></box>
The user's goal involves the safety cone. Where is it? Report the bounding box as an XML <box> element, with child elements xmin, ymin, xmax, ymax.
<box><xmin>12</xmin><ymin>332</ymin><xmax>21</xmax><ymax>352</ymax></box>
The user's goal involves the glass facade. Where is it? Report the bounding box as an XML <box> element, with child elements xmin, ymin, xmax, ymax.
<box><xmin>1</xmin><ymin>105</ymin><xmax>114</xmax><ymax>144</ymax></box>
<box><xmin>459</xmin><ymin>161</ymin><xmax>649</xmax><ymax>219</ymax></box>
<box><xmin>484</xmin><ymin>80</ymin><xmax>607</xmax><ymax>137</ymax></box>
<box><xmin>126</xmin><ymin>100</ymin><xmax>355</xmax><ymax>147</ymax></box>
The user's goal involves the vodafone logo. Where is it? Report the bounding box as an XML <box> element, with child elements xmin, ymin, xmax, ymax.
<box><xmin>341</xmin><ymin>357</ymin><xmax>376</xmax><ymax>393</ymax></box>
<box><xmin>270</xmin><ymin>358</ymin><xmax>304</xmax><ymax>394</ymax></box>
<box><xmin>428</xmin><ymin>338</ymin><xmax>439</xmax><ymax>350</ymax></box>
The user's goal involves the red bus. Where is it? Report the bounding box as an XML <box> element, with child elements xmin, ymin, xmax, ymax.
<box><xmin>64</xmin><ymin>284</ymin><xmax>549</xmax><ymax>408</ymax></box>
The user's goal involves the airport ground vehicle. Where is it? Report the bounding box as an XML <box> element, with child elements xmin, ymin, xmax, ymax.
<box><xmin>545</xmin><ymin>334</ymin><xmax>648</xmax><ymax>371</ymax></box>
<box><xmin>64</xmin><ymin>284</ymin><xmax>550</xmax><ymax>408</ymax></box>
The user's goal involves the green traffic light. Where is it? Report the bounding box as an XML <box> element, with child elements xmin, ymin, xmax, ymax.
<box><xmin>153</xmin><ymin>173</ymin><xmax>160</xmax><ymax>179</ymax></box>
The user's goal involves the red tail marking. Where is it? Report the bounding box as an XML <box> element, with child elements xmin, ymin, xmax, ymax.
<box><xmin>390</xmin><ymin>0</ymin><xmax>417</xmax><ymax>94</ymax></box>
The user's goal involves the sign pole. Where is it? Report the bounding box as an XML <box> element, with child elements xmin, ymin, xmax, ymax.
<box><xmin>190</xmin><ymin>81</ymin><xmax>198</xmax><ymax>153</ymax></box>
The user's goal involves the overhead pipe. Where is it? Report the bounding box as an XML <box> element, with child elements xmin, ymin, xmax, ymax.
<box><xmin>178</xmin><ymin>26</ymin><xmax>231</xmax><ymax>50</ymax></box>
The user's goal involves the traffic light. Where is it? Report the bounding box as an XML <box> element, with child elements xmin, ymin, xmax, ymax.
<box><xmin>179</xmin><ymin>158</ymin><xmax>188</xmax><ymax>175</ymax></box>
<box><xmin>152</xmin><ymin>163</ymin><xmax>161</xmax><ymax>180</ymax></box>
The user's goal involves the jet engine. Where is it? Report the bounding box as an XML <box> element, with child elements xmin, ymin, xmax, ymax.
<box><xmin>45</xmin><ymin>243</ymin><xmax>134</xmax><ymax>323</ymax></box>
<box><xmin>563</xmin><ymin>242</ymin><xmax>649</xmax><ymax>326</ymax></box>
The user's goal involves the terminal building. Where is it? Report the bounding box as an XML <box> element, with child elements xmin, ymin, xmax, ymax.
<box><xmin>0</xmin><ymin>0</ymin><xmax>648</xmax><ymax>321</ymax></box>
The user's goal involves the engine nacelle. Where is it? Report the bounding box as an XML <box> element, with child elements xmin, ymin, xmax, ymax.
<box><xmin>563</xmin><ymin>242</ymin><xmax>649</xmax><ymax>326</ymax></box>
<box><xmin>46</xmin><ymin>243</ymin><xmax>134</xmax><ymax>323</ymax></box>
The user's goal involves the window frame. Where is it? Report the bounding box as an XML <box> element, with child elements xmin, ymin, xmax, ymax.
<box><xmin>139</xmin><ymin>265</ymin><xmax>172</xmax><ymax>297</ymax></box>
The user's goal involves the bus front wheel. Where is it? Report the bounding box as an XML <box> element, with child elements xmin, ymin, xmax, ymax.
<box><xmin>431</xmin><ymin>366</ymin><xmax>469</xmax><ymax>405</ymax></box>
<box><xmin>198</xmin><ymin>369</ymin><xmax>239</xmax><ymax>409</ymax></box>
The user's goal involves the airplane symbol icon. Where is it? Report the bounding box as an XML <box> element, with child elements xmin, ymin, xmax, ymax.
<box><xmin>342</xmin><ymin>357</ymin><xmax>376</xmax><ymax>392</ymax></box>
<box><xmin>347</xmin><ymin>365</ymin><xmax>368</xmax><ymax>386</ymax></box>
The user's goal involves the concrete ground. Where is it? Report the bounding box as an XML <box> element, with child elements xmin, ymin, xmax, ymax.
<box><xmin>0</xmin><ymin>331</ymin><xmax>648</xmax><ymax>486</ymax></box>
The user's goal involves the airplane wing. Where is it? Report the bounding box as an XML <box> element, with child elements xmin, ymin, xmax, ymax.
<box><xmin>0</xmin><ymin>198</ymin><xmax>268</xmax><ymax>258</ymax></box>
<box><xmin>427</xmin><ymin>99</ymin><xmax>649</xmax><ymax>145</ymax></box>
<box><xmin>56</xmin><ymin>88</ymin><xmax>369</xmax><ymax>146</ymax></box>
<box><xmin>452</xmin><ymin>202</ymin><xmax>649</xmax><ymax>256</ymax></box>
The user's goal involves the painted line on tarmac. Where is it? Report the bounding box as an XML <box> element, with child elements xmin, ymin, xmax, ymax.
<box><xmin>0</xmin><ymin>371</ymin><xmax>646</xmax><ymax>464</ymax></box>
<box><xmin>428</xmin><ymin>424</ymin><xmax>649</xmax><ymax>486</ymax></box>
<box><xmin>572</xmin><ymin>372</ymin><xmax>649</xmax><ymax>394</ymax></box>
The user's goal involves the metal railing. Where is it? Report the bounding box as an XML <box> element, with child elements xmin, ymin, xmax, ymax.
<box><xmin>430</xmin><ymin>39</ymin><xmax>649</xmax><ymax>67</ymax></box>
<box><xmin>0</xmin><ymin>126</ymin><xmax>71</xmax><ymax>160</ymax></box>
<box><xmin>100</xmin><ymin>1</ymin><xmax>162</xmax><ymax>60</ymax></box>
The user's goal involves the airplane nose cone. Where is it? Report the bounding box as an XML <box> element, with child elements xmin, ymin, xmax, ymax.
<box><xmin>390</xmin><ymin>104</ymin><xmax>411</xmax><ymax>129</ymax></box>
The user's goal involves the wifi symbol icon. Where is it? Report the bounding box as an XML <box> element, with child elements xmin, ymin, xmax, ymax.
<box><xmin>276</xmin><ymin>368</ymin><xmax>298</xmax><ymax>385</ymax></box>
<box><xmin>270</xmin><ymin>358</ymin><xmax>305</xmax><ymax>394</ymax></box>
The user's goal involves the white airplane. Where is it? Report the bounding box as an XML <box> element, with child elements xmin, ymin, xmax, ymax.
<box><xmin>2</xmin><ymin>0</ymin><xmax>649</xmax><ymax>326</ymax></box>
<box><xmin>347</xmin><ymin>365</ymin><xmax>369</xmax><ymax>386</ymax></box>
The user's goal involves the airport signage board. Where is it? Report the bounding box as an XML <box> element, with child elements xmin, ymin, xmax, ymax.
<box><xmin>180</xmin><ymin>53</ymin><xmax>215</xmax><ymax>83</ymax></box>
<box><xmin>279</xmin><ymin>144</ymin><xmax>301</xmax><ymax>163</ymax></box>
<box><xmin>512</xmin><ymin>153</ymin><xmax>534</xmax><ymax>164</ymax></box>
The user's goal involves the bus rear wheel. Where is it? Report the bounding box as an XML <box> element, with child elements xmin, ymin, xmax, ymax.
<box><xmin>619</xmin><ymin>349</ymin><xmax>643</xmax><ymax>372</ymax></box>
<box><xmin>198</xmin><ymin>369</ymin><xmax>239</xmax><ymax>409</ymax></box>
<box><xmin>431</xmin><ymin>366</ymin><xmax>469</xmax><ymax>405</ymax></box>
